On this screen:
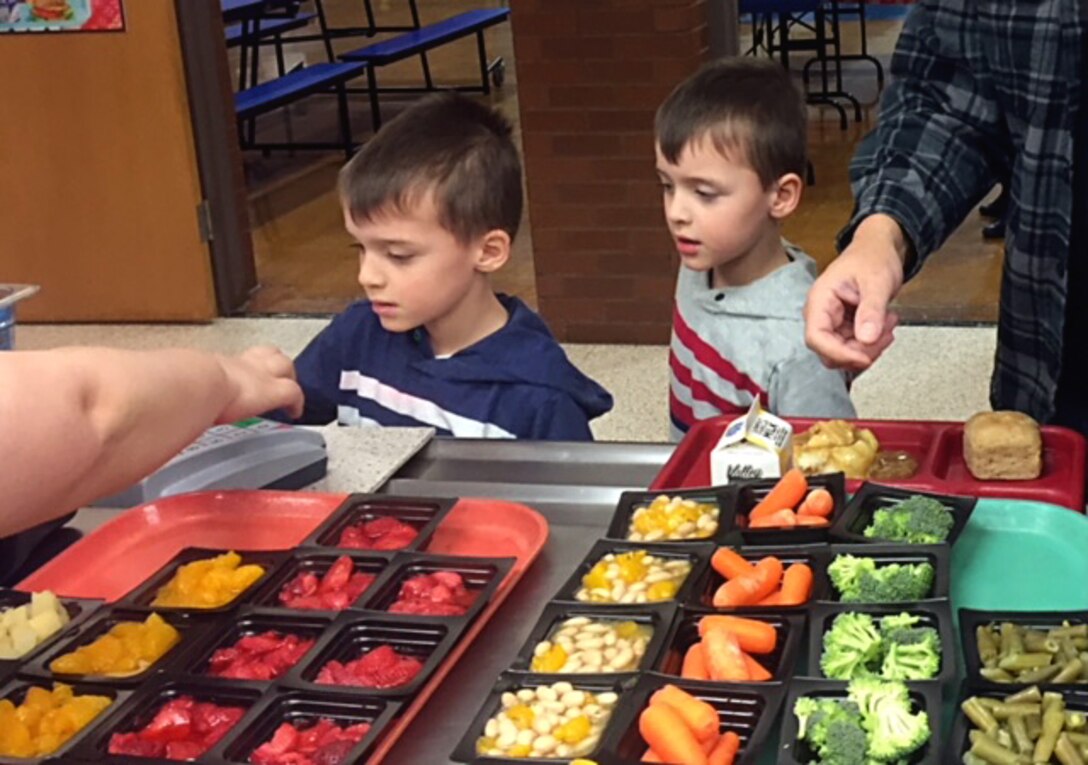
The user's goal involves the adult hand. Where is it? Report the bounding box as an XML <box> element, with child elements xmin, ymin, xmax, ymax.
<box><xmin>804</xmin><ymin>214</ymin><xmax>908</xmax><ymax>371</ymax></box>
<box><xmin>217</xmin><ymin>346</ymin><xmax>303</xmax><ymax>422</ymax></box>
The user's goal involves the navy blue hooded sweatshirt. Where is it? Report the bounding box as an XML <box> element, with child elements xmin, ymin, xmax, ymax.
<box><xmin>290</xmin><ymin>295</ymin><xmax>614</xmax><ymax>440</ymax></box>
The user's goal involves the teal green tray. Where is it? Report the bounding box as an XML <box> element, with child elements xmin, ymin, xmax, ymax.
<box><xmin>952</xmin><ymin>498</ymin><xmax>1088</xmax><ymax>613</ymax></box>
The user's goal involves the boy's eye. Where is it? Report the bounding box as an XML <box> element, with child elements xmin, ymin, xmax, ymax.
<box><xmin>659</xmin><ymin>181</ymin><xmax>674</xmax><ymax>193</ymax></box>
<box><xmin>695</xmin><ymin>188</ymin><xmax>719</xmax><ymax>200</ymax></box>
<box><xmin>387</xmin><ymin>252</ymin><xmax>416</xmax><ymax>262</ymax></box>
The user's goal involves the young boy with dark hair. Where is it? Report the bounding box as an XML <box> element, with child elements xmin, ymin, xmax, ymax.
<box><xmin>655</xmin><ymin>57</ymin><xmax>855</xmax><ymax>439</ymax></box>
<box><xmin>290</xmin><ymin>93</ymin><xmax>613</xmax><ymax>440</ymax></box>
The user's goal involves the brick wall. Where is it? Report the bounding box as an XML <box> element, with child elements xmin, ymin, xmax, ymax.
<box><xmin>511</xmin><ymin>2</ymin><xmax>709</xmax><ymax>344</ymax></box>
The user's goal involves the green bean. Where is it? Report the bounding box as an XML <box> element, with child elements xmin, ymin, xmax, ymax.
<box><xmin>1072</xmin><ymin>638</ymin><xmax>1088</xmax><ymax>650</ymax></box>
<box><xmin>1068</xmin><ymin>711</ymin><xmax>1088</xmax><ymax>730</ymax></box>
<box><xmin>1061</xmin><ymin>637</ymin><xmax>1082</xmax><ymax>662</ymax></box>
<box><xmin>1024</xmin><ymin>630</ymin><xmax>1053</xmax><ymax>652</ymax></box>
<box><xmin>992</xmin><ymin>702</ymin><xmax>1043</xmax><ymax>720</ymax></box>
<box><xmin>1026</xmin><ymin>712</ymin><xmax>1043</xmax><ymax>739</ymax></box>
<box><xmin>1053</xmin><ymin>624</ymin><xmax>1088</xmax><ymax>639</ymax></box>
<box><xmin>1017</xmin><ymin>664</ymin><xmax>1063</xmax><ymax>684</ymax></box>
<box><xmin>1005</xmin><ymin>686</ymin><xmax>1043</xmax><ymax>705</ymax></box>
<box><xmin>978</xmin><ymin>625</ymin><xmax>1000</xmax><ymax>665</ymax></box>
<box><xmin>969</xmin><ymin>730</ymin><xmax>1023</xmax><ymax>765</ymax></box>
<box><xmin>982</xmin><ymin>667</ymin><xmax>1016</xmax><ymax>683</ymax></box>
<box><xmin>963</xmin><ymin>697</ymin><xmax>1002</xmax><ymax>734</ymax></box>
<box><xmin>999</xmin><ymin>652</ymin><xmax>1054</xmax><ymax>671</ymax></box>
<box><xmin>1056</xmin><ymin>732</ymin><xmax>1087</xmax><ymax>765</ymax></box>
<box><xmin>1002</xmin><ymin>622</ymin><xmax>1025</xmax><ymax>656</ymax></box>
<box><xmin>1067</xmin><ymin>731</ymin><xmax>1088</xmax><ymax>746</ymax></box>
<box><xmin>1007</xmin><ymin>714</ymin><xmax>1033</xmax><ymax>754</ymax></box>
<box><xmin>1056</xmin><ymin>659</ymin><xmax>1087</xmax><ymax>684</ymax></box>
<box><xmin>1080</xmin><ymin>653</ymin><xmax>1088</xmax><ymax>678</ymax></box>
<box><xmin>1035</xmin><ymin>695</ymin><xmax>1067</xmax><ymax>762</ymax></box>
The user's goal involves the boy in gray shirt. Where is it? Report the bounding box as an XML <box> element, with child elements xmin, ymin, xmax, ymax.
<box><xmin>655</xmin><ymin>58</ymin><xmax>855</xmax><ymax>440</ymax></box>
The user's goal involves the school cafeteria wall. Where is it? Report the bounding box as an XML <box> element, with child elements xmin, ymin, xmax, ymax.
<box><xmin>0</xmin><ymin>0</ymin><xmax>217</xmax><ymax>322</ymax></box>
<box><xmin>511</xmin><ymin>1</ymin><xmax>708</xmax><ymax>344</ymax></box>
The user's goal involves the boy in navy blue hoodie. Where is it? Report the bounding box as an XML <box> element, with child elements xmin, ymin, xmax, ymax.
<box><xmin>289</xmin><ymin>93</ymin><xmax>613</xmax><ymax>440</ymax></box>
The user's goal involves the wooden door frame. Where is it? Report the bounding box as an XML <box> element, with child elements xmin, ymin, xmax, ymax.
<box><xmin>174</xmin><ymin>0</ymin><xmax>257</xmax><ymax>315</ymax></box>
<box><xmin>707</xmin><ymin>0</ymin><xmax>741</xmax><ymax>57</ymax></box>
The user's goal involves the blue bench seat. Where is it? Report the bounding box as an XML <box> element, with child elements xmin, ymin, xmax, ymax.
<box><xmin>340</xmin><ymin>8</ymin><xmax>510</xmax><ymax>65</ymax></box>
<box><xmin>235</xmin><ymin>61</ymin><xmax>368</xmax><ymax>120</ymax></box>
<box><xmin>225</xmin><ymin>13</ymin><xmax>317</xmax><ymax>47</ymax></box>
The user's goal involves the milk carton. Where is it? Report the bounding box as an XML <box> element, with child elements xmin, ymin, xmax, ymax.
<box><xmin>709</xmin><ymin>401</ymin><xmax>793</xmax><ymax>484</ymax></box>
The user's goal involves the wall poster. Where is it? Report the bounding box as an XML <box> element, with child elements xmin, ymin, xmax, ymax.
<box><xmin>0</xmin><ymin>1</ymin><xmax>124</xmax><ymax>33</ymax></box>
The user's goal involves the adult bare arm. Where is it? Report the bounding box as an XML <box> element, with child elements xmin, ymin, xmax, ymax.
<box><xmin>0</xmin><ymin>346</ymin><xmax>303</xmax><ymax>537</ymax></box>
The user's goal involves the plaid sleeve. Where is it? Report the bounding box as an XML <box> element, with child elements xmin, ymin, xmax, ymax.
<box><xmin>837</xmin><ymin>2</ymin><xmax>1013</xmax><ymax>275</ymax></box>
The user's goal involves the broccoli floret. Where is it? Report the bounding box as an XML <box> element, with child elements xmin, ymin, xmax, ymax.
<box><xmin>881</xmin><ymin>639</ymin><xmax>940</xmax><ymax>680</ymax></box>
<box><xmin>848</xmin><ymin>678</ymin><xmax>930</xmax><ymax>761</ymax></box>
<box><xmin>878</xmin><ymin>614</ymin><xmax>941</xmax><ymax>681</ymax></box>
<box><xmin>831</xmin><ymin>555</ymin><xmax>935</xmax><ymax>603</ymax></box>
<box><xmin>814</xmin><ymin>718</ymin><xmax>868</xmax><ymax>765</ymax></box>
<box><xmin>828</xmin><ymin>555</ymin><xmax>877</xmax><ymax>598</ymax></box>
<box><xmin>855</xmin><ymin>563</ymin><xmax>934</xmax><ymax>603</ymax></box>
<box><xmin>821</xmin><ymin>613</ymin><xmax>882</xmax><ymax>680</ymax></box>
<box><xmin>863</xmin><ymin>496</ymin><xmax>953</xmax><ymax>544</ymax></box>
<box><xmin>795</xmin><ymin>697</ymin><xmax>865</xmax><ymax>763</ymax></box>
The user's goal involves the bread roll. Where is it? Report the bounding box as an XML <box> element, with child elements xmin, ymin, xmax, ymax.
<box><xmin>964</xmin><ymin>411</ymin><xmax>1042</xmax><ymax>481</ymax></box>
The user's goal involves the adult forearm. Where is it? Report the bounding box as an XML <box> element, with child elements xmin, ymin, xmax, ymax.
<box><xmin>0</xmin><ymin>348</ymin><xmax>240</xmax><ymax>535</ymax></box>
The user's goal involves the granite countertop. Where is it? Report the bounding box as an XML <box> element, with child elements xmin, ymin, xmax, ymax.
<box><xmin>306</xmin><ymin>425</ymin><xmax>434</xmax><ymax>493</ymax></box>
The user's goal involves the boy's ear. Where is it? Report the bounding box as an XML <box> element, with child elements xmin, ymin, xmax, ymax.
<box><xmin>768</xmin><ymin>172</ymin><xmax>804</xmax><ymax>220</ymax></box>
<box><xmin>474</xmin><ymin>229</ymin><xmax>511</xmax><ymax>274</ymax></box>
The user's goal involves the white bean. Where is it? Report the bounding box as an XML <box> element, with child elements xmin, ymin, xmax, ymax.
<box><xmin>644</xmin><ymin>571</ymin><xmax>674</xmax><ymax>584</ymax></box>
<box><xmin>533</xmin><ymin>735</ymin><xmax>557</xmax><ymax>755</ymax></box>
<box><xmin>536</xmin><ymin>686</ymin><xmax>557</xmax><ymax>702</ymax></box>
<box><xmin>496</xmin><ymin>729</ymin><xmax>516</xmax><ymax>748</ymax></box>
<box><xmin>628</xmin><ymin>582</ymin><xmax>647</xmax><ymax>594</ymax></box>
<box><xmin>556</xmin><ymin>744</ymin><xmax>572</xmax><ymax>757</ymax></box>
<box><xmin>580</xmin><ymin>649</ymin><xmax>603</xmax><ymax>668</ymax></box>
<box><xmin>575</xmin><ymin>637</ymin><xmax>604</xmax><ymax>650</ymax></box>
<box><xmin>532</xmin><ymin>716</ymin><xmax>552</xmax><ymax>736</ymax></box>
<box><xmin>554</xmin><ymin>681</ymin><xmax>574</xmax><ymax>695</ymax></box>
<box><xmin>501</xmin><ymin>692</ymin><xmax>518</xmax><ymax>708</ymax></box>
<box><xmin>565</xmin><ymin>616</ymin><xmax>590</xmax><ymax>627</ymax></box>
<box><xmin>561</xmin><ymin>690</ymin><xmax>586</xmax><ymax>708</ymax></box>
<box><xmin>598</xmin><ymin>692</ymin><xmax>619</xmax><ymax>706</ymax></box>
<box><xmin>516</xmin><ymin>729</ymin><xmax>535</xmax><ymax>747</ymax></box>
<box><xmin>611</xmin><ymin>647</ymin><xmax>634</xmax><ymax>669</ymax></box>
<box><xmin>644</xmin><ymin>529</ymin><xmax>665</xmax><ymax>541</ymax></box>
<box><xmin>533</xmin><ymin>641</ymin><xmax>551</xmax><ymax>658</ymax></box>
<box><xmin>485</xmin><ymin>719</ymin><xmax>499</xmax><ymax>738</ymax></box>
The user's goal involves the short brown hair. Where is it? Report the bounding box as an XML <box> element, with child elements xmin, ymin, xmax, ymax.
<box><xmin>339</xmin><ymin>92</ymin><xmax>523</xmax><ymax>243</ymax></box>
<box><xmin>655</xmin><ymin>57</ymin><xmax>807</xmax><ymax>188</ymax></box>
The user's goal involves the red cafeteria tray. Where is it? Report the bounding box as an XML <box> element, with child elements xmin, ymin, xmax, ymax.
<box><xmin>651</xmin><ymin>417</ymin><xmax>1087</xmax><ymax>510</ymax></box>
<box><xmin>17</xmin><ymin>490</ymin><xmax>548</xmax><ymax>765</ymax></box>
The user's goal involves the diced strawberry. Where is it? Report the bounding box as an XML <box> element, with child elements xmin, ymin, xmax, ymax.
<box><xmin>320</xmin><ymin>556</ymin><xmax>353</xmax><ymax>593</ymax></box>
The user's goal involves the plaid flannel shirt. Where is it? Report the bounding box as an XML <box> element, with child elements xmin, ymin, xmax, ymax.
<box><xmin>838</xmin><ymin>0</ymin><xmax>1085</xmax><ymax>422</ymax></box>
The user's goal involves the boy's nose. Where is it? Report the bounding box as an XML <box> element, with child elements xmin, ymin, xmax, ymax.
<box><xmin>357</xmin><ymin>255</ymin><xmax>385</xmax><ymax>291</ymax></box>
<box><xmin>666</xmin><ymin>195</ymin><xmax>691</xmax><ymax>227</ymax></box>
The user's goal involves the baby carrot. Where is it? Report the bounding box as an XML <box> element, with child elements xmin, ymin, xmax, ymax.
<box><xmin>742</xmin><ymin>652</ymin><xmax>773</xmax><ymax>681</ymax></box>
<box><xmin>639</xmin><ymin>703</ymin><xmax>709</xmax><ymax>765</ymax></box>
<box><xmin>795</xmin><ymin>514</ymin><xmax>830</xmax><ymax>527</ymax></box>
<box><xmin>681</xmin><ymin>642</ymin><xmax>709</xmax><ymax>680</ymax></box>
<box><xmin>707</xmin><ymin>731</ymin><xmax>741</xmax><ymax>765</ymax></box>
<box><xmin>748</xmin><ymin>508</ymin><xmax>797</xmax><ymax>528</ymax></box>
<box><xmin>703</xmin><ymin>627</ymin><xmax>750</xmax><ymax>682</ymax></box>
<box><xmin>778</xmin><ymin>563</ymin><xmax>814</xmax><ymax>606</ymax></box>
<box><xmin>748</xmin><ymin>468</ymin><xmax>808</xmax><ymax>521</ymax></box>
<box><xmin>798</xmin><ymin>488</ymin><xmax>834</xmax><ymax>517</ymax></box>
<box><xmin>712</xmin><ymin>556</ymin><xmax>782</xmax><ymax>607</ymax></box>
<box><xmin>755</xmin><ymin>590</ymin><xmax>782</xmax><ymax>606</ymax></box>
<box><xmin>651</xmin><ymin>684</ymin><xmax>720</xmax><ymax>743</ymax></box>
<box><xmin>697</xmin><ymin>615</ymin><xmax>777</xmax><ymax>654</ymax></box>
<box><xmin>711</xmin><ymin>548</ymin><xmax>754</xmax><ymax>580</ymax></box>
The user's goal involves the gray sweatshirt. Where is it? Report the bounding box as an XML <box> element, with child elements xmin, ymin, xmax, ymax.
<box><xmin>668</xmin><ymin>244</ymin><xmax>856</xmax><ymax>440</ymax></box>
